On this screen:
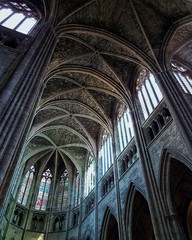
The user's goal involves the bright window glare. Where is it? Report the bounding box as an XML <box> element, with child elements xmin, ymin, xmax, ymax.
<box><xmin>2</xmin><ymin>13</ymin><xmax>25</xmax><ymax>29</ymax></box>
<box><xmin>17</xmin><ymin>17</ymin><xmax>37</xmax><ymax>34</ymax></box>
<box><xmin>0</xmin><ymin>8</ymin><xmax>13</xmax><ymax>22</ymax></box>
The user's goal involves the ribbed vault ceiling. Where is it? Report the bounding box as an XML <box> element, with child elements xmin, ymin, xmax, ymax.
<box><xmin>23</xmin><ymin>0</ymin><xmax>192</xmax><ymax>172</ymax></box>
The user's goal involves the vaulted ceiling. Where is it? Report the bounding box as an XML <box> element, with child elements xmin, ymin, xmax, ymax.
<box><xmin>23</xmin><ymin>0</ymin><xmax>192</xmax><ymax>174</ymax></box>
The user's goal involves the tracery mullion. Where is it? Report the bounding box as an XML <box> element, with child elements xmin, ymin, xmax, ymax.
<box><xmin>40</xmin><ymin>177</ymin><xmax>47</xmax><ymax>210</ymax></box>
<box><xmin>179</xmin><ymin>73</ymin><xmax>192</xmax><ymax>93</ymax></box>
<box><xmin>117</xmin><ymin>120</ymin><xmax>123</xmax><ymax>151</ymax></box>
<box><xmin>109</xmin><ymin>136</ymin><xmax>113</xmax><ymax>164</ymax></box>
<box><xmin>147</xmin><ymin>76</ymin><xmax>159</xmax><ymax>104</ymax></box>
<box><xmin>174</xmin><ymin>72</ymin><xmax>189</xmax><ymax>94</ymax></box>
<box><xmin>61</xmin><ymin>177</ymin><xmax>66</xmax><ymax>210</ymax></box>
<box><xmin>122</xmin><ymin>113</ymin><xmax>129</xmax><ymax>145</ymax></box>
<box><xmin>139</xmin><ymin>89</ymin><xmax>150</xmax><ymax>118</ymax></box>
<box><xmin>143</xmin><ymin>79</ymin><xmax>155</xmax><ymax>110</ymax></box>
<box><xmin>14</xmin><ymin>15</ymin><xmax>27</xmax><ymax>31</ymax></box>
<box><xmin>22</xmin><ymin>170</ymin><xmax>33</xmax><ymax>204</ymax></box>
<box><xmin>0</xmin><ymin>11</ymin><xmax>14</xmax><ymax>24</ymax></box>
<box><xmin>21</xmin><ymin>171</ymin><xmax>30</xmax><ymax>204</ymax></box>
<box><xmin>125</xmin><ymin>111</ymin><xmax>132</xmax><ymax>142</ymax></box>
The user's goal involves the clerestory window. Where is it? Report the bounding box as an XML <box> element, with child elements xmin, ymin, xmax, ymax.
<box><xmin>0</xmin><ymin>1</ymin><xmax>38</xmax><ymax>34</ymax></box>
<box><xmin>17</xmin><ymin>166</ymin><xmax>35</xmax><ymax>206</ymax></box>
<box><xmin>171</xmin><ymin>62</ymin><xmax>192</xmax><ymax>95</ymax></box>
<box><xmin>74</xmin><ymin>172</ymin><xmax>81</xmax><ymax>206</ymax></box>
<box><xmin>85</xmin><ymin>155</ymin><xmax>95</xmax><ymax>197</ymax></box>
<box><xmin>99</xmin><ymin>132</ymin><xmax>113</xmax><ymax>175</ymax></box>
<box><xmin>116</xmin><ymin>105</ymin><xmax>134</xmax><ymax>153</ymax></box>
<box><xmin>35</xmin><ymin>169</ymin><xmax>52</xmax><ymax>211</ymax></box>
<box><xmin>57</xmin><ymin>170</ymin><xmax>69</xmax><ymax>210</ymax></box>
<box><xmin>136</xmin><ymin>69</ymin><xmax>163</xmax><ymax>120</ymax></box>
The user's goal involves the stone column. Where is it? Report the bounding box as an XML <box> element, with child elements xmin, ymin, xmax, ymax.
<box><xmin>0</xmin><ymin>22</ymin><xmax>57</xmax><ymax>206</ymax></box>
<box><xmin>156</xmin><ymin>70</ymin><xmax>192</xmax><ymax>157</ymax></box>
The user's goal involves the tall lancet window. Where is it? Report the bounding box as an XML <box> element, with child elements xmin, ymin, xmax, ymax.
<box><xmin>85</xmin><ymin>155</ymin><xmax>95</xmax><ymax>197</ymax></box>
<box><xmin>136</xmin><ymin>69</ymin><xmax>163</xmax><ymax>120</ymax></box>
<box><xmin>57</xmin><ymin>170</ymin><xmax>69</xmax><ymax>210</ymax></box>
<box><xmin>75</xmin><ymin>172</ymin><xmax>80</xmax><ymax>207</ymax></box>
<box><xmin>99</xmin><ymin>131</ymin><xmax>113</xmax><ymax>175</ymax></box>
<box><xmin>116</xmin><ymin>105</ymin><xmax>134</xmax><ymax>153</ymax></box>
<box><xmin>18</xmin><ymin>166</ymin><xmax>35</xmax><ymax>206</ymax></box>
<box><xmin>35</xmin><ymin>169</ymin><xmax>52</xmax><ymax>211</ymax></box>
<box><xmin>0</xmin><ymin>1</ymin><xmax>38</xmax><ymax>34</ymax></box>
<box><xmin>171</xmin><ymin>62</ymin><xmax>192</xmax><ymax>95</ymax></box>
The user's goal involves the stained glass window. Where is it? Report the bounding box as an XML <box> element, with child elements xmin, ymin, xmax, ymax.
<box><xmin>35</xmin><ymin>169</ymin><xmax>52</xmax><ymax>211</ymax></box>
<box><xmin>18</xmin><ymin>166</ymin><xmax>35</xmax><ymax>206</ymax></box>
<box><xmin>0</xmin><ymin>1</ymin><xmax>38</xmax><ymax>34</ymax></box>
<box><xmin>57</xmin><ymin>170</ymin><xmax>69</xmax><ymax>211</ymax></box>
<box><xmin>75</xmin><ymin>172</ymin><xmax>80</xmax><ymax>206</ymax></box>
<box><xmin>85</xmin><ymin>155</ymin><xmax>95</xmax><ymax>197</ymax></box>
<box><xmin>136</xmin><ymin>69</ymin><xmax>163</xmax><ymax>120</ymax></box>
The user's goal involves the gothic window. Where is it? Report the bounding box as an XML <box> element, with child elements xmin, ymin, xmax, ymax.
<box><xmin>171</xmin><ymin>62</ymin><xmax>192</xmax><ymax>95</ymax></box>
<box><xmin>85</xmin><ymin>155</ymin><xmax>95</xmax><ymax>197</ymax></box>
<box><xmin>57</xmin><ymin>170</ymin><xmax>69</xmax><ymax>210</ymax></box>
<box><xmin>35</xmin><ymin>169</ymin><xmax>52</xmax><ymax>211</ymax></box>
<box><xmin>136</xmin><ymin>69</ymin><xmax>163</xmax><ymax>120</ymax></box>
<box><xmin>0</xmin><ymin>1</ymin><xmax>38</xmax><ymax>34</ymax></box>
<box><xmin>99</xmin><ymin>131</ymin><xmax>113</xmax><ymax>175</ymax></box>
<box><xmin>17</xmin><ymin>166</ymin><xmax>35</xmax><ymax>206</ymax></box>
<box><xmin>116</xmin><ymin>105</ymin><xmax>134</xmax><ymax>153</ymax></box>
<box><xmin>75</xmin><ymin>172</ymin><xmax>80</xmax><ymax>206</ymax></box>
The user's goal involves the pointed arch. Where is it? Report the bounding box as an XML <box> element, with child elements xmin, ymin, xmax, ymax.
<box><xmin>159</xmin><ymin>148</ymin><xmax>192</xmax><ymax>239</ymax></box>
<box><xmin>100</xmin><ymin>207</ymin><xmax>119</xmax><ymax>240</ymax></box>
<box><xmin>124</xmin><ymin>183</ymin><xmax>155</xmax><ymax>240</ymax></box>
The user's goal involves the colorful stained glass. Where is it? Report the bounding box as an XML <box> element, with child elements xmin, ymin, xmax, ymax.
<box><xmin>57</xmin><ymin>170</ymin><xmax>69</xmax><ymax>211</ymax></box>
<box><xmin>35</xmin><ymin>169</ymin><xmax>52</xmax><ymax>211</ymax></box>
<box><xmin>17</xmin><ymin>166</ymin><xmax>35</xmax><ymax>206</ymax></box>
<box><xmin>75</xmin><ymin>172</ymin><xmax>80</xmax><ymax>206</ymax></box>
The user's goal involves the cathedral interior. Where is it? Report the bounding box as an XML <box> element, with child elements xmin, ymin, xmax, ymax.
<box><xmin>0</xmin><ymin>0</ymin><xmax>192</xmax><ymax>239</ymax></box>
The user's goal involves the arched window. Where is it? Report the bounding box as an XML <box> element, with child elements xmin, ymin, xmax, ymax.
<box><xmin>171</xmin><ymin>62</ymin><xmax>192</xmax><ymax>95</ymax></box>
<box><xmin>85</xmin><ymin>155</ymin><xmax>95</xmax><ymax>197</ymax></box>
<box><xmin>136</xmin><ymin>69</ymin><xmax>163</xmax><ymax>120</ymax></box>
<box><xmin>17</xmin><ymin>166</ymin><xmax>35</xmax><ymax>206</ymax></box>
<box><xmin>75</xmin><ymin>172</ymin><xmax>80</xmax><ymax>206</ymax></box>
<box><xmin>116</xmin><ymin>105</ymin><xmax>134</xmax><ymax>153</ymax></box>
<box><xmin>0</xmin><ymin>1</ymin><xmax>38</xmax><ymax>34</ymax></box>
<box><xmin>99</xmin><ymin>131</ymin><xmax>113</xmax><ymax>175</ymax></box>
<box><xmin>35</xmin><ymin>169</ymin><xmax>52</xmax><ymax>211</ymax></box>
<box><xmin>57</xmin><ymin>170</ymin><xmax>69</xmax><ymax>210</ymax></box>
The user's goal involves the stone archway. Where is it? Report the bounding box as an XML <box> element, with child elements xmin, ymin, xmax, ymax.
<box><xmin>125</xmin><ymin>185</ymin><xmax>155</xmax><ymax>240</ymax></box>
<box><xmin>100</xmin><ymin>208</ymin><xmax>119</xmax><ymax>240</ymax></box>
<box><xmin>169</xmin><ymin>159</ymin><xmax>192</xmax><ymax>239</ymax></box>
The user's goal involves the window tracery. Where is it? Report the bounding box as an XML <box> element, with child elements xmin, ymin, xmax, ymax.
<box><xmin>35</xmin><ymin>168</ymin><xmax>52</xmax><ymax>211</ymax></box>
<box><xmin>99</xmin><ymin>131</ymin><xmax>113</xmax><ymax>175</ymax></box>
<box><xmin>75</xmin><ymin>171</ymin><xmax>81</xmax><ymax>206</ymax></box>
<box><xmin>116</xmin><ymin>105</ymin><xmax>134</xmax><ymax>153</ymax></box>
<box><xmin>136</xmin><ymin>69</ymin><xmax>163</xmax><ymax>120</ymax></box>
<box><xmin>17</xmin><ymin>166</ymin><xmax>35</xmax><ymax>206</ymax></box>
<box><xmin>0</xmin><ymin>1</ymin><xmax>38</xmax><ymax>34</ymax></box>
<box><xmin>57</xmin><ymin>170</ymin><xmax>69</xmax><ymax>211</ymax></box>
<box><xmin>85</xmin><ymin>155</ymin><xmax>95</xmax><ymax>197</ymax></box>
<box><xmin>171</xmin><ymin>62</ymin><xmax>192</xmax><ymax>95</ymax></box>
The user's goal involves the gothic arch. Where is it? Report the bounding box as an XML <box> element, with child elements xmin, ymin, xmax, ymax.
<box><xmin>125</xmin><ymin>183</ymin><xmax>155</xmax><ymax>240</ymax></box>
<box><xmin>100</xmin><ymin>207</ymin><xmax>119</xmax><ymax>240</ymax></box>
<box><xmin>160</xmin><ymin>16</ymin><xmax>192</xmax><ymax>68</ymax></box>
<box><xmin>159</xmin><ymin>148</ymin><xmax>192</xmax><ymax>239</ymax></box>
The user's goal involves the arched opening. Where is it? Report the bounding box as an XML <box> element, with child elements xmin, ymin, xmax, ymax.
<box><xmin>132</xmin><ymin>191</ymin><xmax>155</xmax><ymax>240</ymax></box>
<box><xmin>105</xmin><ymin>214</ymin><xmax>119</xmax><ymax>240</ymax></box>
<box><xmin>100</xmin><ymin>209</ymin><xmax>119</xmax><ymax>240</ymax></box>
<box><xmin>169</xmin><ymin>159</ymin><xmax>192</xmax><ymax>239</ymax></box>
